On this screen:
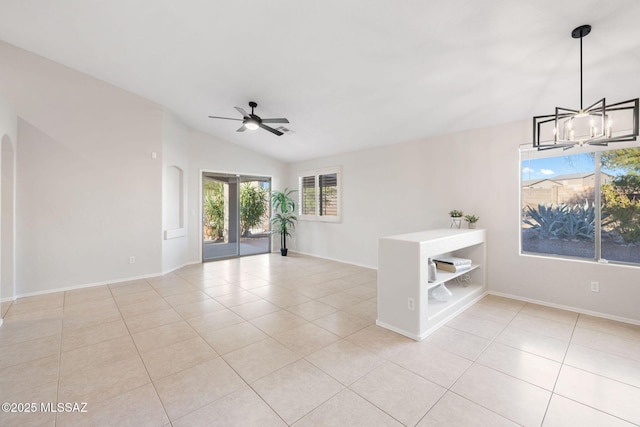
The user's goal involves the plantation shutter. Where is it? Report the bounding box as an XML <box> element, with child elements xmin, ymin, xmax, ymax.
<box><xmin>300</xmin><ymin>175</ymin><xmax>316</xmax><ymax>215</ymax></box>
<box><xmin>319</xmin><ymin>173</ymin><xmax>338</xmax><ymax>216</ymax></box>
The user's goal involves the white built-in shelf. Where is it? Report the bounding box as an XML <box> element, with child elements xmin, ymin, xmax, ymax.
<box><xmin>427</xmin><ymin>281</ymin><xmax>484</xmax><ymax>319</ymax></box>
<box><xmin>377</xmin><ymin>228</ymin><xmax>487</xmax><ymax>341</ymax></box>
<box><xmin>426</xmin><ymin>264</ymin><xmax>480</xmax><ymax>290</ymax></box>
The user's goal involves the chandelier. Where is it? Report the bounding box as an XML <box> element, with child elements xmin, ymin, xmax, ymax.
<box><xmin>533</xmin><ymin>25</ymin><xmax>639</xmax><ymax>150</ymax></box>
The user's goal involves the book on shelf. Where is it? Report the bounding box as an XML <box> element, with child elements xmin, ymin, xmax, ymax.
<box><xmin>432</xmin><ymin>256</ymin><xmax>472</xmax><ymax>266</ymax></box>
<box><xmin>434</xmin><ymin>262</ymin><xmax>472</xmax><ymax>273</ymax></box>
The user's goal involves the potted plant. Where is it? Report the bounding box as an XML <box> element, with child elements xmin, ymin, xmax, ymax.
<box><xmin>449</xmin><ymin>209</ymin><xmax>463</xmax><ymax>229</ymax></box>
<box><xmin>271</xmin><ymin>188</ymin><xmax>298</xmax><ymax>256</ymax></box>
<box><xmin>464</xmin><ymin>214</ymin><xmax>480</xmax><ymax>229</ymax></box>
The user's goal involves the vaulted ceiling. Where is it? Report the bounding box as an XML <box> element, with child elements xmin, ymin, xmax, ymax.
<box><xmin>1</xmin><ymin>0</ymin><xmax>639</xmax><ymax>162</ymax></box>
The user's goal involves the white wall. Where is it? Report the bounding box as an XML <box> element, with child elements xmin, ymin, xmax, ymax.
<box><xmin>162</xmin><ymin>111</ymin><xmax>190</xmax><ymax>273</ymax></box>
<box><xmin>0</xmin><ymin>41</ymin><xmax>164</xmax><ymax>295</ymax></box>
<box><xmin>0</xmin><ymin>92</ymin><xmax>18</xmax><ymax>320</ymax></box>
<box><xmin>0</xmin><ymin>41</ymin><xmax>290</xmax><ymax>295</ymax></box>
<box><xmin>186</xmin><ymin>130</ymin><xmax>288</xmax><ymax>263</ymax></box>
<box><xmin>288</xmin><ymin>120</ymin><xmax>640</xmax><ymax>322</ymax></box>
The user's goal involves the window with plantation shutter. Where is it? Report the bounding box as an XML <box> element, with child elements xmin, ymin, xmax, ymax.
<box><xmin>298</xmin><ymin>167</ymin><xmax>341</xmax><ymax>222</ymax></box>
<box><xmin>319</xmin><ymin>173</ymin><xmax>338</xmax><ymax>216</ymax></box>
<box><xmin>301</xmin><ymin>175</ymin><xmax>316</xmax><ymax>215</ymax></box>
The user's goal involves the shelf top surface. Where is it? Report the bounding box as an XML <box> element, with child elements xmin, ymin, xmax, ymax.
<box><xmin>380</xmin><ymin>228</ymin><xmax>485</xmax><ymax>243</ymax></box>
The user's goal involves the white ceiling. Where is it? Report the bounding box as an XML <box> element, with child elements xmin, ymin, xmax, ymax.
<box><xmin>1</xmin><ymin>0</ymin><xmax>639</xmax><ymax>163</ymax></box>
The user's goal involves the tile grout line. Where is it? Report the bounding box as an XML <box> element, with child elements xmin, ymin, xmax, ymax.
<box><xmin>430</xmin><ymin>300</ymin><xmax>530</xmax><ymax>426</ymax></box>
<box><xmin>539</xmin><ymin>309</ymin><xmax>581</xmax><ymax>426</ymax></box>
<box><xmin>53</xmin><ymin>291</ymin><xmax>66</xmax><ymax>427</ymax></box>
<box><xmin>108</xmin><ymin>278</ymin><xmax>174</xmax><ymax>425</ymax></box>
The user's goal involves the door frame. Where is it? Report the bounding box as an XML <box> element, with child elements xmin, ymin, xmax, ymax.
<box><xmin>199</xmin><ymin>169</ymin><xmax>273</xmax><ymax>262</ymax></box>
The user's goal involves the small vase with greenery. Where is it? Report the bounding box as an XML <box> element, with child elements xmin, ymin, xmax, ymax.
<box><xmin>449</xmin><ymin>210</ymin><xmax>463</xmax><ymax>229</ymax></box>
<box><xmin>271</xmin><ymin>188</ymin><xmax>298</xmax><ymax>256</ymax></box>
<box><xmin>464</xmin><ymin>214</ymin><xmax>479</xmax><ymax>229</ymax></box>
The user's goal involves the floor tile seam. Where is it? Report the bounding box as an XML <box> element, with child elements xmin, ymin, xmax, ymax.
<box><xmin>285</xmin><ymin>385</ymin><xmax>346</xmax><ymax>426</ymax></box>
<box><xmin>413</xmin><ymin>389</ymin><xmax>450</xmax><ymax>427</ymax></box>
<box><xmin>501</xmin><ymin>322</ymin><xmax>575</xmax><ymax>343</ymax></box>
<box><xmin>301</xmin><ymin>354</ymin><xmax>357</xmax><ymax>388</ymax></box>
<box><xmin>64</xmin><ymin>295</ymin><xmax>115</xmax><ymax>308</ymax></box>
<box><xmin>443</xmin><ymin>322</ymin><xmax>505</xmax><ymax>342</ymax></box>
<box><xmin>136</xmin><ymin>332</ymin><xmax>219</xmax><ymax>360</ymax></box>
<box><xmin>60</xmin><ymin>316</ymin><xmax>128</xmax><ymax>337</ymax></box>
<box><xmin>557</xmin><ymin>363</ymin><xmax>640</xmax><ymax>393</ymax></box>
<box><xmin>103</xmin><ymin>296</ymin><xmax>164</xmax><ymax>312</ymax></box>
<box><xmin>225</xmin><ymin>351</ymin><xmax>302</xmax><ymax>385</ymax></box>
<box><xmin>3</xmin><ymin>311</ymin><xmax>65</xmax><ymax>323</ymax></box>
<box><xmin>213</xmin><ymin>335</ymin><xmax>271</xmax><ymax>358</ymax></box>
<box><xmin>110</xmin><ymin>286</ymin><xmax>172</xmax><ymax>425</ymax></box>
<box><xmin>133</xmin><ymin>327</ymin><xmax>210</xmax><ymax>357</ymax></box>
<box><xmin>540</xmin><ymin>309</ymin><xmax>580</xmax><ymax>426</ymax></box>
<box><xmin>0</xmin><ymin>349</ymin><xmax>63</xmax><ymax>374</ymax></box>
<box><xmin>470</xmin><ymin>358</ymin><xmax>558</xmax><ymax>393</ymax></box>
<box><xmin>344</xmin><ymin>381</ymin><xmax>427</xmax><ymax>427</ymax></box>
<box><xmin>53</xmin><ymin>291</ymin><xmax>69</xmax><ymax>427</ymax></box>
<box><xmin>0</xmin><ymin>330</ymin><xmax>63</xmax><ymax>350</ymax></box>
<box><xmin>447</xmin><ymin>307</ymin><xmax>514</xmax><ymax>325</ymax></box>
<box><xmin>564</xmin><ymin>340</ymin><xmax>640</xmax><ymax>367</ymax></box>
<box><xmin>518</xmin><ymin>310</ymin><xmax>579</xmax><ymax>327</ymax></box>
<box><xmin>485</xmin><ymin>339</ymin><xmax>567</xmax><ymax>364</ymax></box>
<box><xmin>572</xmin><ymin>323</ymin><xmax>640</xmax><ymax>345</ymax></box>
<box><xmin>444</xmin><ymin>389</ymin><xmax>525</xmax><ymax>426</ymax></box>
<box><xmin>561</xmin><ymin>358</ymin><xmax>640</xmax><ymax>390</ymax></box>
<box><xmin>308</xmin><ymin>316</ymin><xmax>372</xmax><ymax>338</ymax></box>
<box><xmin>444</xmin><ymin>299</ymin><xmax>528</xmax><ymax>400</ymax></box>
<box><xmin>59</xmin><ymin>330</ymin><xmax>133</xmax><ymax>355</ymax></box>
<box><xmin>547</xmin><ymin>391</ymin><xmax>640</xmax><ymax>425</ymax></box>
<box><xmin>575</xmin><ymin>313</ymin><xmax>640</xmax><ymax>337</ymax></box>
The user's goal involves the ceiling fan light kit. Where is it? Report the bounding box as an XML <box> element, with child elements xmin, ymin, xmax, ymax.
<box><xmin>208</xmin><ymin>101</ymin><xmax>290</xmax><ymax>136</ymax></box>
<box><xmin>533</xmin><ymin>24</ymin><xmax>639</xmax><ymax>151</ymax></box>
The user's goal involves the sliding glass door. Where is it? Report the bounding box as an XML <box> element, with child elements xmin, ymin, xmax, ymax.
<box><xmin>202</xmin><ymin>172</ymin><xmax>271</xmax><ymax>261</ymax></box>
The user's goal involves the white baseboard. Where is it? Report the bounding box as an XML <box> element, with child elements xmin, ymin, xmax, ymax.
<box><xmin>14</xmin><ymin>271</ymin><xmax>164</xmax><ymax>300</ymax></box>
<box><xmin>488</xmin><ymin>290</ymin><xmax>640</xmax><ymax>326</ymax></box>
<box><xmin>162</xmin><ymin>260</ymin><xmax>201</xmax><ymax>275</ymax></box>
<box><xmin>288</xmin><ymin>250</ymin><xmax>377</xmax><ymax>270</ymax></box>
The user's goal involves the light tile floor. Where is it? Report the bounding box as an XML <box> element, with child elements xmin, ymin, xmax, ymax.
<box><xmin>0</xmin><ymin>253</ymin><xmax>639</xmax><ymax>426</ymax></box>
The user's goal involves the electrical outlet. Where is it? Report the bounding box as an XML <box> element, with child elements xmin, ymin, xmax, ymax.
<box><xmin>129</xmin><ymin>256</ymin><xmax>136</xmax><ymax>264</ymax></box>
<box><xmin>407</xmin><ymin>297</ymin><xmax>415</xmax><ymax>310</ymax></box>
<box><xmin>590</xmin><ymin>281</ymin><xmax>599</xmax><ymax>292</ymax></box>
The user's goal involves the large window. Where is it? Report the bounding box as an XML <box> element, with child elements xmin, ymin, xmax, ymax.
<box><xmin>298</xmin><ymin>167</ymin><xmax>341</xmax><ymax>222</ymax></box>
<box><xmin>521</xmin><ymin>145</ymin><xmax>640</xmax><ymax>266</ymax></box>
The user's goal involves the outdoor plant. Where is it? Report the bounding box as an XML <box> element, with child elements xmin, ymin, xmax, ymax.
<box><xmin>240</xmin><ymin>183</ymin><xmax>268</xmax><ymax>237</ymax></box>
<box><xmin>523</xmin><ymin>200</ymin><xmax>604</xmax><ymax>241</ymax></box>
<box><xmin>271</xmin><ymin>188</ymin><xmax>298</xmax><ymax>256</ymax></box>
<box><xmin>602</xmin><ymin>176</ymin><xmax>640</xmax><ymax>243</ymax></box>
<box><xmin>203</xmin><ymin>182</ymin><xmax>224</xmax><ymax>239</ymax></box>
<box><xmin>449</xmin><ymin>210</ymin><xmax>464</xmax><ymax>217</ymax></box>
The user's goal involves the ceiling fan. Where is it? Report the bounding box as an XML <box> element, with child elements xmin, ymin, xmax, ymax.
<box><xmin>208</xmin><ymin>101</ymin><xmax>290</xmax><ymax>136</ymax></box>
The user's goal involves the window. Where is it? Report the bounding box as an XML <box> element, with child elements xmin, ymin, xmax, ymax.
<box><xmin>298</xmin><ymin>167</ymin><xmax>341</xmax><ymax>222</ymax></box>
<box><xmin>521</xmin><ymin>145</ymin><xmax>640</xmax><ymax>266</ymax></box>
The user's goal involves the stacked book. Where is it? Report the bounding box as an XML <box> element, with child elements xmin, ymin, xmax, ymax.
<box><xmin>433</xmin><ymin>256</ymin><xmax>472</xmax><ymax>273</ymax></box>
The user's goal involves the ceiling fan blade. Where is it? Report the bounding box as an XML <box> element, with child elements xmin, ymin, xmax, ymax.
<box><xmin>259</xmin><ymin>123</ymin><xmax>284</xmax><ymax>136</ymax></box>
<box><xmin>261</xmin><ymin>118</ymin><xmax>290</xmax><ymax>124</ymax></box>
<box><xmin>208</xmin><ymin>115</ymin><xmax>242</xmax><ymax>121</ymax></box>
<box><xmin>234</xmin><ymin>107</ymin><xmax>249</xmax><ymax>118</ymax></box>
<box><xmin>236</xmin><ymin>125</ymin><xmax>247</xmax><ymax>132</ymax></box>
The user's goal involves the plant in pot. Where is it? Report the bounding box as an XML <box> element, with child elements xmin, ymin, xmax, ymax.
<box><xmin>449</xmin><ymin>209</ymin><xmax>463</xmax><ymax>229</ymax></box>
<box><xmin>464</xmin><ymin>214</ymin><xmax>479</xmax><ymax>229</ymax></box>
<box><xmin>271</xmin><ymin>188</ymin><xmax>298</xmax><ymax>256</ymax></box>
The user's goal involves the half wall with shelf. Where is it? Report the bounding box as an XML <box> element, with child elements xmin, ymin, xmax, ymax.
<box><xmin>377</xmin><ymin>228</ymin><xmax>487</xmax><ymax>340</ymax></box>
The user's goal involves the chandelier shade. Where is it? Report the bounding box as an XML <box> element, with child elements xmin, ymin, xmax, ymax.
<box><xmin>533</xmin><ymin>25</ymin><xmax>639</xmax><ymax>151</ymax></box>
